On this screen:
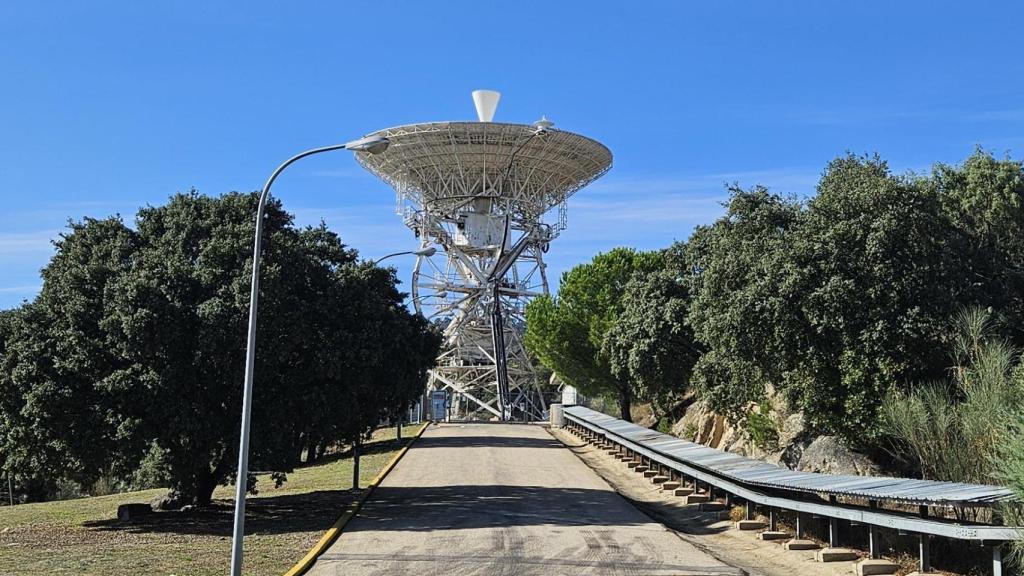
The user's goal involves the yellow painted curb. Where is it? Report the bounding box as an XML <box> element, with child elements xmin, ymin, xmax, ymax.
<box><xmin>282</xmin><ymin>422</ymin><xmax>430</xmax><ymax>576</ymax></box>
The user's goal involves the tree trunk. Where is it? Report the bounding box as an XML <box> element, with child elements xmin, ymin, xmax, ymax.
<box><xmin>292</xmin><ymin>429</ymin><xmax>305</xmax><ymax>467</ymax></box>
<box><xmin>194</xmin><ymin>455</ymin><xmax>230</xmax><ymax>507</ymax></box>
<box><xmin>194</xmin><ymin>472</ymin><xmax>218</xmax><ymax>507</ymax></box>
<box><xmin>617</xmin><ymin>388</ymin><xmax>633</xmax><ymax>422</ymax></box>
<box><xmin>306</xmin><ymin>436</ymin><xmax>319</xmax><ymax>464</ymax></box>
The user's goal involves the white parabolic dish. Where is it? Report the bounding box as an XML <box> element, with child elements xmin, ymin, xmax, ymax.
<box><xmin>353</xmin><ymin>121</ymin><xmax>612</xmax><ymax>220</ymax></box>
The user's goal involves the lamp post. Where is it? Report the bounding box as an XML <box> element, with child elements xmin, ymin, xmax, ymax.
<box><xmin>369</xmin><ymin>247</ymin><xmax>437</xmax><ymax>442</ymax></box>
<box><xmin>229</xmin><ymin>134</ymin><xmax>389</xmax><ymax>576</ymax></box>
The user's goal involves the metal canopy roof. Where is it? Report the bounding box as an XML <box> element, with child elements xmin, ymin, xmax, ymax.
<box><xmin>565</xmin><ymin>405</ymin><xmax>1014</xmax><ymax>507</ymax></box>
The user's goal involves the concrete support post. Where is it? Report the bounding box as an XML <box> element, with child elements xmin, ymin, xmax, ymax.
<box><xmin>918</xmin><ymin>535</ymin><xmax>930</xmax><ymax>573</ymax></box>
<box><xmin>724</xmin><ymin>492</ymin><xmax>733</xmax><ymax>507</ymax></box>
<box><xmin>795</xmin><ymin>513</ymin><xmax>804</xmax><ymax>539</ymax></box>
<box><xmin>993</xmin><ymin>544</ymin><xmax>1003</xmax><ymax>576</ymax></box>
<box><xmin>828</xmin><ymin>495</ymin><xmax>839</xmax><ymax>547</ymax></box>
<box><xmin>745</xmin><ymin>501</ymin><xmax>754</xmax><ymax>521</ymax></box>
<box><xmin>769</xmin><ymin>508</ymin><xmax>777</xmax><ymax>531</ymax></box>
<box><xmin>868</xmin><ymin>500</ymin><xmax>880</xmax><ymax>559</ymax></box>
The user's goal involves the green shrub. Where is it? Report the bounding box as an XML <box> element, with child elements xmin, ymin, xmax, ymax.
<box><xmin>998</xmin><ymin>415</ymin><xmax>1024</xmax><ymax>563</ymax></box>
<box><xmin>881</xmin><ymin>308</ymin><xmax>1023</xmax><ymax>483</ymax></box>
<box><xmin>745</xmin><ymin>400</ymin><xmax>779</xmax><ymax>451</ymax></box>
<box><xmin>129</xmin><ymin>443</ymin><xmax>172</xmax><ymax>491</ymax></box>
<box><xmin>655</xmin><ymin>416</ymin><xmax>674</xmax><ymax>435</ymax></box>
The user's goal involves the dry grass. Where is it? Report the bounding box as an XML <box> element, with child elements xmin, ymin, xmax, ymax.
<box><xmin>0</xmin><ymin>424</ymin><xmax>423</xmax><ymax>576</ymax></box>
<box><xmin>728</xmin><ymin>504</ymin><xmax>746</xmax><ymax>522</ymax></box>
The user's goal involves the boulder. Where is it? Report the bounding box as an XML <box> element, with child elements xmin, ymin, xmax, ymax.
<box><xmin>797</xmin><ymin>436</ymin><xmax>881</xmax><ymax>476</ymax></box>
<box><xmin>117</xmin><ymin>503</ymin><xmax>152</xmax><ymax>522</ymax></box>
<box><xmin>777</xmin><ymin>413</ymin><xmax>807</xmax><ymax>446</ymax></box>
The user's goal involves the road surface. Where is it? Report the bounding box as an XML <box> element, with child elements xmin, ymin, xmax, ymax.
<box><xmin>308</xmin><ymin>422</ymin><xmax>741</xmax><ymax>576</ymax></box>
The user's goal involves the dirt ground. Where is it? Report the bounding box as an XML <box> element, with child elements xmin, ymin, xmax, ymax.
<box><xmin>548</xmin><ymin>425</ymin><xmax>879</xmax><ymax>576</ymax></box>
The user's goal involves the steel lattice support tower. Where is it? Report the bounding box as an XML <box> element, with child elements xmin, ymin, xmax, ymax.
<box><xmin>354</xmin><ymin>92</ymin><xmax>612</xmax><ymax>421</ymax></box>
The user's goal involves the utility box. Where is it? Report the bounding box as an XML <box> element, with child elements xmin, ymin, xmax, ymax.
<box><xmin>430</xmin><ymin>390</ymin><xmax>449</xmax><ymax>422</ymax></box>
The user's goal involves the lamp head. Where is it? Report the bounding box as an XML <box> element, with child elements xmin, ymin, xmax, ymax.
<box><xmin>345</xmin><ymin>135</ymin><xmax>390</xmax><ymax>154</ymax></box>
<box><xmin>413</xmin><ymin>246</ymin><xmax>437</xmax><ymax>257</ymax></box>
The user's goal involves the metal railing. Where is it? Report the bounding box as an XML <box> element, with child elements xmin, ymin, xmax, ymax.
<box><xmin>562</xmin><ymin>406</ymin><xmax>1018</xmax><ymax>575</ymax></box>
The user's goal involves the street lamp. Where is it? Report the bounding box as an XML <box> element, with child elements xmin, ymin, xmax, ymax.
<box><xmin>393</xmin><ymin>288</ymin><xmax>446</xmax><ymax>442</ymax></box>
<box><xmin>371</xmin><ymin>246</ymin><xmax>436</xmax><ymax>265</ymax></box>
<box><xmin>368</xmin><ymin>245</ymin><xmax>436</xmax><ymax>438</ymax></box>
<box><xmin>229</xmin><ymin>134</ymin><xmax>389</xmax><ymax>576</ymax></box>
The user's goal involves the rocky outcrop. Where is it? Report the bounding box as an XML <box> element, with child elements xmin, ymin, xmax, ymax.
<box><xmin>670</xmin><ymin>393</ymin><xmax>883</xmax><ymax>476</ymax></box>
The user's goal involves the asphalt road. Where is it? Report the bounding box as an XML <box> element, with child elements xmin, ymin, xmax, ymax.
<box><xmin>308</xmin><ymin>422</ymin><xmax>742</xmax><ymax>576</ymax></box>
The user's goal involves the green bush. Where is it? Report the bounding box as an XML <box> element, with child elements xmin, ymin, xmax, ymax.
<box><xmin>998</xmin><ymin>415</ymin><xmax>1024</xmax><ymax>563</ymax></box>
<box><xmin>745</xmin><ymin>401</ymin><xmax>779</xmax><ymax>451</ymax></box>
<box><xmin>880</xmin><ymin>308</ymin><xmax>1024</xmax><ymax>483</ymax></box>
<box><xmin>129</xmin><ymin>443</ymin><xmax>172</xmax><ymax>491</ymax></box>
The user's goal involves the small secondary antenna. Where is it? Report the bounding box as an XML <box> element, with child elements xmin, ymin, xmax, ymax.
<box><xmin>472</xmin><ymin>90</ymin><xmax>501</xmax><ymax>122</ymax></box>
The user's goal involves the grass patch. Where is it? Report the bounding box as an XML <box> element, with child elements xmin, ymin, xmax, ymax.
<box><xmin>0</xmin><ymin>424</ymin><xmax>424</xmax><ymax>576</ymax></box>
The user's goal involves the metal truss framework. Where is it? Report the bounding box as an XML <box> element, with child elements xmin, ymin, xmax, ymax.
<box><xmin>355</xmin><ymin>121</ymin><xmax>611</xmax><ymax>421</ymax></box>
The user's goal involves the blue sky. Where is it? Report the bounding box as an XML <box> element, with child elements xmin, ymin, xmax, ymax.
<box><xmin>1</xmin><ymin>2</ymin><xmax>1022</xmax><ymax>309</ymax></box>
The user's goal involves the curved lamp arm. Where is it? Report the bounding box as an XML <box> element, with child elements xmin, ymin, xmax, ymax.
<box><xmin>371</xmin><ymin>246</ymin><xmax>436</xmax><ymax>266</ymax></box>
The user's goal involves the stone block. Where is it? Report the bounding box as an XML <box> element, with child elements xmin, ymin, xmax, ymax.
<box><xmin>634</xmin><ymin>466</ymin><xmax>649</xmax><ymax>473</ymax></box>
<box><xmin>651</xmin><ymin>475</ymin><xmax>669</xmax><ymax>484</ymax></box>
<box><xmin>757</xmin><ymin>530</ymin><xmax>790</xmax><ymax>541</ymax></box>
<box><xmin>626</xmin><ymin>461</ymin><xmax>640</xmax><ymax>469</ymax></box>
<box><xmin>673</xmin><ymin>487</ymin><xmax>694</xmax><ymax>497</ymax></box>
<box><xmin>699</xmin><ymin>502</ymin><xmax>726</xmax><ymax>511</ymax></box>
<box><xmin>854</xmin><ymin>559</ymin><xmax>900</xmax><ymax>576</ymax></box>
<box><xmin>783</xmin><ymin>539</ymin><xmax>820</xmax><ymax>551</ymax></box>
<box><xmin>814</xmin><ymin>548</ymin><xmax>859</xmax><ymax>562</ymax></box>
<box><xmin>683</xmin><ymin>494</ymin><xmax>709</xmax><ymax>504</ymax></box>
<box><xmin>643</xmin><ymin>470</ymin><xmax>658</xmax><ymax>478</ymax></box>
<box><xmin>117</xmin><ymin>503</ymin><xmax>153</xmax><ymax>522</ymax></box>
<box><xmin>735</xmin><ymin>519</ymin><xmax>766</xmax><ymax>530</ymax></box>
<box><xmin>661</xmin><ymin>481</ymin><xmax>680</xmax><ymax>491</ymax></box>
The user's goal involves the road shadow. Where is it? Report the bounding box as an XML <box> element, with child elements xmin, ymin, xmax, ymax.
<box><xmin>83</xmin><ymin>489</ymin><xmax>359</xmax><ymax>537</ymax></box>
<box><xmin>410</xmin><ymin>434</ymin><xmax>563</xmax><ymax>450</ymax></box>
<box><xmin>80</xmin><ymin>483</ymin><xmax>726</xmax><ymax>538</ymax></box>
<box><xmin>342</xmin><ymin>484</ymin><xmax>728</xmax><ymax>536</ymax></box>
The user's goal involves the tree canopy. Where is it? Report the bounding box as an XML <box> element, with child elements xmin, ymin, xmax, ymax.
<box><xmin>524</xmin><ymin>247</ymin><xmax>662</xmax><ymax>421</ymax></box>
<box><xmin>526</xmin><ymin>149</ymin><xmax>1024</xmax><ymax>449</ymax></box>
<box><xmin>0</xmin><ymin>191</ymin><xmax>440</xmax><ymax>505</ymax></box>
